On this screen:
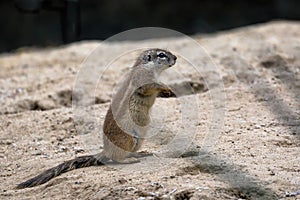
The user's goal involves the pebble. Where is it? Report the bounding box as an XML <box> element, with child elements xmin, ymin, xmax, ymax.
<box><xmin>124</xmin><ymin>186</ymin><xmax>136</xmax><ymax>191</ymax></box>
<box><xmin>254</xmin><ymin>125</ymin><xmax>261</xmax><ymax>129</ymax></box>
<box><xmin>73</xmin><ymin>146</ymin><xmax>84</xmax><ymax>153</ymax></box>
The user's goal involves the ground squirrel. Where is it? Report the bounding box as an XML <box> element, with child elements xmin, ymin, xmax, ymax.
<box><xmin>16</xmin><ymin>48</ymin><xmax>177</xmax><ymax>189</ymax></box>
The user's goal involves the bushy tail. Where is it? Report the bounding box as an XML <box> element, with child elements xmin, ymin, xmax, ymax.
<box><xmin>16</xmin><ymin>153</ymin><xmax>106</xmax><ymax>189</ymax></box>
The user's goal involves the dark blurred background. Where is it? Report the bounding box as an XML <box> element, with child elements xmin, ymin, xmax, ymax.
<box><xmin>1</xmin><ymin>0</ymin><xmax>300</xmax><ymax>53</ymax></box>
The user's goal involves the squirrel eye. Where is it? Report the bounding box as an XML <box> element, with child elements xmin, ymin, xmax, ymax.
<box><xmin>147</xmin><ymin>55</ymin><xmax>151</xmax><ymax>61</ymax></box>
<box><xmin>158</xmin><ymin>52</ymin><xmax>166</xmax><ymax>58</ymax></box>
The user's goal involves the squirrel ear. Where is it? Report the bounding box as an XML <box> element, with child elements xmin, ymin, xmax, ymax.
<box><xmin>143</xmin><ymin>54</ymin><xmax>152</xmax><ymax>62</ymax></box>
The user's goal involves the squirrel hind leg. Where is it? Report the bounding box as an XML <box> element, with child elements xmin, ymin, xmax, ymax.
<box><xmin>129</xmin><ymin>151</ymin><xmax>153</xmax><ymax>158</ymax></box>
<box><xmin>112</xmin><ymin>152</ymin><xmax>153</xmax><ymax>164</ymax></box>
<box><xmin>112</xmin><ymin>157</ymin><xmax>140</xmax><ymax>164</ymax></box>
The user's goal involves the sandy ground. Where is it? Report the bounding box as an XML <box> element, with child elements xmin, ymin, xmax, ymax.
<box><xmin>0</xmin><ymin>21</ymin><xmax>299</xmax><ymax>200</ymax></box>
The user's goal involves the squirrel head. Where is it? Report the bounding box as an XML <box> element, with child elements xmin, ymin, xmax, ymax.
<box><xmin>134</xmin><ymin>49</ymin><xmax>177</xmax><ymax>73</ymax></box>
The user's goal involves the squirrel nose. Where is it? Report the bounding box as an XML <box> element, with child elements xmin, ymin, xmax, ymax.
<box><xmin>174</xmin><ymin>56</ymin><xmax>177</xmax><ymax>60</ymax></box>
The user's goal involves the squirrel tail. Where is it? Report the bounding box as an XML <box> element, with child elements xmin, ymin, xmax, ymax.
<box><xmin>15</xmin><ymin>152</ymin><xmax>107</xmax><ymax>189</ymax></box>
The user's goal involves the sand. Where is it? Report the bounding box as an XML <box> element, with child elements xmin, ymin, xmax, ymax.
<box><xmin>0</xmin><ymin>21</ymin><xmax>299</xmax><ymax>199</ymax></box>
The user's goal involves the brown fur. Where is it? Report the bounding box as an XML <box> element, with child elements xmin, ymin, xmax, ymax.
<box><xmin>16</xmin><ymin>48</ymin><xmax>177</xmax><ymax>189</ymax></box>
